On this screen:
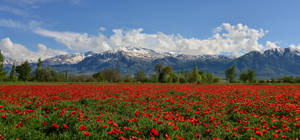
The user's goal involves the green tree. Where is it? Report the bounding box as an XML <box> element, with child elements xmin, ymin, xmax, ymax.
<box><xmin>295</xmin><ymin>76</ymin><xmax>300</xmax><ymax>83</ymax></box>
<box><xmin>9</xmin><ymin>63</ymin><xmax>17</xmax><ymax>81</ymax></box>
<box><xmin>123</xmin><ymin>74</ymin><xmax>133</xmax><ymax>82</ymax></box>
<box><xmin>35</xmin><ymin>58</ymin><xmax>43</xmax><ymax>81</ymax></box>
<box><xmin>0</xmin><ymin>51</ymin><xmax>7</xmax><ymax>81</ymax></box>
<box><xmin>281</xmin><ymin>76</ymin><xmax>294</xmax><ymax>83</ymax></box>
<box><xmin>225</xmin><ymin>65</ymin><xmax>236</xmax><ymax>83</ymax></box>
<box><xmin>206</xmin><ymin>73</ymin><xmax>213</xmax><ymax>83</ymax></box>
<box><xmin>40</xmin><ymin>67</ymin><xmax>64</xmax><ymax>82</ymax></box>
<box><xmin>239</xmin><ymin>72</ymin><xmax>248</xmax><ymax>82</ymax></box>
<box><xmin>155</xmin><ymin>63</ymin><xmax>164</xmax><ymax>82</ymax></box>
<box><xmin>135</xmin><ymin>70</ymin><xmax>147</xmax><ymax>82</ymax></box>
<box><xmin>247</xmin><ymin>69</ymin><xmax>256</xmax><ymax>83</ymax></box>
<box><xmin>161</xmin><ymin>66</ymin><xmax>173</xmax><ymax>83</ymax></box>
<box><xmin>65</xmin><ymin>70</ymin><xmax>69</xmax><ymax>81</ymax></box>
<box><xmin>92</xmin><ymin>72</ymin><xmax>104</xmax><ymax>82</ymax></box>
<box><xmin>213</xmin><ymin>77</ymin><xmax>221</xmax><ymax>83</ymax></box>
<box><xmin>170</xmin><ymin>72</ymin><xmax>179</xmax><ymax>83</ymax></box>
<box><xmin>100</xmin><ymin>68</ymin><xmax>120</xmax><ymax>82</ymax></box>
<box><xmin>179</xmin><ymin>69</ymin><xmax>186</xmax><ymax>83</ymax></box>
<box><xmin>149</xmin><ymin>73</ymin><xmax>158</xmax><ymax>83</ymax></box>
<box><xmin>199</xmin><ymin>70</ymin><xmax>206</xmax><ymax>82</ymax></box>
<box><xmin>189</xmin><ymin>66</ymin><xmax>201</xmax><ymax>83</ymax></box>
<box><xmin>16</xmin><ymin>61</ymin><xmax>32</xmax><ymax>81</ymax></box>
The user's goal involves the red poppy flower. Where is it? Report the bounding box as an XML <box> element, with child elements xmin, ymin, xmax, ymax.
<box><xmin>52</xmin><ymin>123</ymin><xmax>59</xmax><ymax>129</ymax></box>
<box><xmin>150</xmin><ymin>128</ymin><xmax>159</xmax><ymax>136</ymax></box>
<box><xmin>84</xmin><ymin>131</ymin><xmax>90</xmax><ymax>136</ymax></box>
<box><xmin>79</xmin><ymin>124</ymin><xmax>87</xmax><ymax>131</ymax></box>
<box><xmin>63</xmin><ymin>124</ymin><xmax>69</xmax><ymax>129</ymax></box>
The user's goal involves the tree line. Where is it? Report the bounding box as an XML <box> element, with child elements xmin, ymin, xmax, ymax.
<box><xmin>1</xmin><ymin>50</ymin><xmax>299</xmax><ymax>83</ymax></box>
<box><xmin>224</xmin><ymin>65</ymin><xmax>300</xmax><ymax>83</ymax></box>
<box><xmin>92</xmin><ymin>64</ymin><xmax>222</xmax><ymax>83</ymax></box>
<box><xmin>225</xmin><ymin>65</ymin><xmax>256</xmax><ymax>83</ymax></box>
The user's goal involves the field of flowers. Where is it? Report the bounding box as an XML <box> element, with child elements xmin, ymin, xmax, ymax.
<box><xmin>0</xmin><ymin>84</ymin><xmax>299</xmax><ymax>140</ymax></box>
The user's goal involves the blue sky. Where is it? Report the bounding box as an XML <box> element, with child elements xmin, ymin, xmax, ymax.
<box><xmin>1</xmin><ymin>0</ymin><xmax>300</xmax><ymax>61</ymax></box>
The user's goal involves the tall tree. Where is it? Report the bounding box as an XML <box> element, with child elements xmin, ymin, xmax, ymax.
<box><xmin>0</xmin><ymin>51</ymin><xmax>7</xmax><ymax>81</ymax></box>
<box><xmin>16</xmin><ymin>61</ymin><xmax>31</xmax><ymax>81</ymax></box>
<box><xmin>35</xmin><ymin>58</ymin><xmax>43</xmax><ymax>81</ymax></box>
<box><xmin>247</xmin><ymin>69</ymin><xmax>256</xmax><ymax>83</ymax></box>
<box><xmin>155</xmin><ymin>63</ymin><xmax>164</xmax><ymax>82</ymax></box>
<box><xmin>239</xmin><ymin>72</ymin><xmax>248</xmax><ymax>82</ymax></box>
<box><xmin>155</xmin><ymin>63</ymin><xmax>163</xmax><ymax>74</ymax></box>
<box><xmin>65</xmin><ymin>70</ymin><xmax>69</xmax><ymax>81</ymax></box>
<box><xmin>206</xmin><ymin>73</ymin><xmax>213</xmax><ymax>83</ymax></box>
<box><xmin>9</xmin><ymin>63</ymin><xmax>17</xmax><ymax>81</ymax></box>
<box><xmin>161</xmin><ymin>66</ymin><xmax>173</xmax><ymax>83</ymax></box>
<box><xmin>100</xmin><ymin>68</ymin><xmax>120</xmax><ymax>82</ymax></box>
<box><xmin>189</xmin><ymin>66</ymin><xmax>201</xmax><ymax>83</ymax></box>
<box><xmin>179</xmin><ymin>69</ymin><xmax>186</xmax><ymax>83</ymax></box>
<box><xmin>225</xmin><ymin>65</ymin><xmax>236</xmax><ymax>83</ymax></box>
<box><xmin>135</xmin><ymin>70</ymin><xmax>147</xmax><ymax>82</ymax></box>
<box><xmin>198</xmin><ymin>70</ymin><xmax>206</xmax><ymax>82</ymax></box>
<box><xmin>123</xmin><ymin>74</ymin><xmax>133</xmax><ymax>82</ymax></box>
<box><xmin>92</xmin><ymin>72</ymin><xmax>104</xmax><ymax>82</ymax></box>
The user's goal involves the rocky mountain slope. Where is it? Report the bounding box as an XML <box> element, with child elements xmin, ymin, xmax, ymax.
<box><xmin>4</xmin><ymin>47</ymin><xmax>300</xmax><ymax>79</ymax></box>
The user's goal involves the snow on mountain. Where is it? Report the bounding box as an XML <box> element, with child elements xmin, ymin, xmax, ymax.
<box><xmin>3</xmin><ymin>46</ymin><xmax>300</xmax><ymax>78</ymax></box>
<box><xmin>106</xmin><ymin>47</ymin><xmax>167</xmax><ymax>59</ymax></box>
<box><xmin>43</xmin><ymin>51</ymin><xmax>95</xmax><ymax>65</ymax></box>
<box><xmin>43</xmin><ymin>46</ymin><xmax>300</xmax><ymax>66</ymax></box>
<box><xmin>263</xmin><ymin>47</ymin><xmax>300</xmax><ymax>56</ymax></box>
<box><xmin>3</xmin><ymin>57</ymin><xmax>22</xmax><ymax>65</ymax></box>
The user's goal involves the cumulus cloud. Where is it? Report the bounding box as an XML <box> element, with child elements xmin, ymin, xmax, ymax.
<box><xmin>265</xmin><ymin>41</ymin><xmax>280</xmax><ymax>49</ymax></box>
<box><xmin>34</xmin><ymin>23</ymin><xmax>276</xmax><ymax>56</ymax></box>
<box><xmin>34</xmin><ymin>28</ymin><xmax>111</xmax><ymax>52</ymax></box>
<box><xmin>0</xmin><ymin>37</ymin><xmax>68</xmax><ymax>62</ymax></box>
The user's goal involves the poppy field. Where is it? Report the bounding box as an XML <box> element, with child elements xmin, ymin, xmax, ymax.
<box><xmin>0</xmin><ymin>84</ymin><xmax>299</xmax><ymax>140</ymax></box>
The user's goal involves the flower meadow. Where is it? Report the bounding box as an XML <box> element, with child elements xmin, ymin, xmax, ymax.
<box><xmin>0</xmin><ymin>84</ymin><xmax>299</xmax><ymax>140</ymax></box>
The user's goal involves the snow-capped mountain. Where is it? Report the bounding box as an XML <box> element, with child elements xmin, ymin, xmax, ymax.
<box><xmin>3</xmin><ymin>47</ymin><xmax>300</xmax><ymax>78</ymax></box>
<box><xmin>231</xmin><ymin>47</ymin><xmax>300</xmax><ymax>78</ymax></box>
<box><xmin>43</xmin><ymin>51</ymin><xmax>95</xmax><ymax>65</ymax></box>
<box><xmin>39</xmin><ymin>47</ymin><xmax>235</xmax><ymax>75</ymax></box>
<box><xmin>3</xmin><ymin>57</ymin><xmax>22</xmax><ymax>65</ymax></box>
<box><xmin>107</xmin><ymin>47</ymin><xmax>167</xmax><ymax>59</ymax></box>
<box><xmin>263</xmin><ymin>47</ymin><xmax>300</xmax><ymax>56</ymax></box>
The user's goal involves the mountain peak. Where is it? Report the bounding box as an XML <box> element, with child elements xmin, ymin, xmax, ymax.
<box><xmin>43</xmin><ymin>52</ymin><xmax>95</xmax><ymax>65</ymax></box>
<box><xmin>264</xmin><ymin>47</ymin><xmax>300</xmax><ymax>56</ymax></box>
<box><xmin>105</xmin><ymin>47</ymin><xmax>167</xmax><ymax>59</ymax></box>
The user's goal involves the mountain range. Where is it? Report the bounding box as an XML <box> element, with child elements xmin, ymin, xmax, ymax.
<box><xmin>4</xmin><ymin>47</ymin><xmax>300</xmax><ymax>79</ymax></box>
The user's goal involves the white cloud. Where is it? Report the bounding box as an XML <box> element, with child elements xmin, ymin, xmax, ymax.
<box><xmin>0</xmin><ymin>37</ymin><xmax>68</xmax><ymax>62</ymax></box>
<box><xmin>0</xmin><ymin>19</ymin><xmax>41</xmax><ymax>30</ymax></box>
<box><xmin>34</xmin><ymin>28</ymin><xmax>111</xmax><ymax>52</ymax></box>
<box><xmin>34</xmin><ymin>23</ymin><xmax>276</xmax><ymax>56</ymax></box>
<box><xmin>98</xmin><ymin>27</ymin><xmax>106</xmax><ymax>32</ymax></box>
<box><xmin>265</xmin><ymin>41</ymin><xmax>280</xmax><ymax>49</ymax></box>
<box><xmin>0</xmin><ymin>6</ymin><xmax>29</xmax><ymax>17</ymax></box>
<box><xmin>0</xmin><ymin>19</ymin><xmax>25</xmax><ymax>29</ymax></box>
